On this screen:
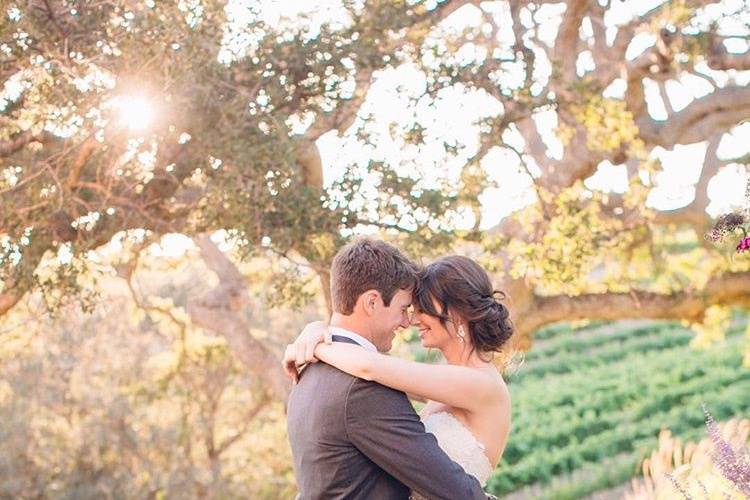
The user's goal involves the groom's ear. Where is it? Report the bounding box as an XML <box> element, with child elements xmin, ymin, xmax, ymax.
<box><xmin>360</xmin><ymin>290</ymin><xmax>381</xmax><ymax>316</ymax></box>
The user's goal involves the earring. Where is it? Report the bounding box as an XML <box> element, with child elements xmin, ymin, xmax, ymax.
<box><xmin>457</xmin><ymin>325</ymin><xmax>466</xmax><ymax>343</ymax></box>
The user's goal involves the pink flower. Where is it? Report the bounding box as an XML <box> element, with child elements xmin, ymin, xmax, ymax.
<box><xmin>737</xmin><ymin>236</ymin><xmax>750</xmax><ymax>253</ymax></box>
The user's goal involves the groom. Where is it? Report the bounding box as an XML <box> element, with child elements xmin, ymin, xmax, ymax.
<box><xmin>286</xmin><ymin>238</ymin><xmax>491</xmax><ymax>499</ymax></box>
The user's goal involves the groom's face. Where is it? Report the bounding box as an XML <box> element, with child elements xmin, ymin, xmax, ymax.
<box><xmin>371</xmin><ymin>288</ymin><xmax>413</xmax><ymax>352</ymax></box>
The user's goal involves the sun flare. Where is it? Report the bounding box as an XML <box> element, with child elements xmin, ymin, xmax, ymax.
<box><xmin>116</xmin><ymin>95</ymin><xmax>156</xmax><ymax>131</ymax></box>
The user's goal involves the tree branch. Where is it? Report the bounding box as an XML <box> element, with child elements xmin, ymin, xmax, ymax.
<box><xmin>707</xmin><ymin>46</ymin><xmax>750</xmax><ymax>71</ymax></box>
<box><xmin>0</xmin><ymin>291</ymin><xmax>23</xmax><ymax>317</ymax></box>
<box><xmin>515</xmin><ymin>115</ymin><xmax>554</xmax><ymax>172</ymax></box>
<box><xmin>658</xmin><ymin>80</ymin><xmax>675</xmax><ymax>115</ymax></box>
<box><xmin>305</xmin><ymin>67</ymin><xmax>374</xmax><ymax>142</ymax></box>
<box><xmin>66</xmin><ymin>136</ymin><xmax>100</xmax><ymax>189</ymax></box>
<box><xmin>215</xmin><ymin>394</ymin><xmax>269</xmax><ymax>456</ymax></box>
<box><xmin>638</xmin><ymin>86</ymin><xmax>750</xmax><ymax>148</ymax></box>
<box><xmin>415</xmin><ymin>0</ymin><xmax>481</xmax><ymax>23</ymax></box>
<box><xmin>186</xmin><ymin>235</ymin><xmax>290</xmax><ymax>401</ymax></box>
<box><xmin>589</xmin><ymin>4</ymin><xmax>611</xmax><ymax>75</ymax></box>
<box><xmin>652</xmin><ymin>134</ymin><xmax>722</xmax><ymax>227</ymax></box>
<box><xmin>117</xmin><ymin>249</ymin><xmax>184</xmax><ymax>343</ymax></box>
<box><xmin>304</xmin><ymin>0</ymin><xmax>482</xmax><ymax>143</ymax></box>
<box><xmin>0</xmin><ymin>130</ymin><xmax>57</xmax><ymax>157</ymax></box>
<box><xmin>525</xmin><ymin>270</ymin><xmax>750</xmax><ymax>337</ymax></box>
<box><xmin>552</xmin><ymin>0</ymin><xmax>591</xmax><ymax>84</ymax></box>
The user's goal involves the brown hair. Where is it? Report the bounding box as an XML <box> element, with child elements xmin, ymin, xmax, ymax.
<box><xmin>414</xmin><ymin>255</ymin><xmax>513</xmax><ymax>355</ymax></box>
<box><xmin>330</xmin><ymin>238</ymin><xmax>419</xmax><ymax>314</ymax></box>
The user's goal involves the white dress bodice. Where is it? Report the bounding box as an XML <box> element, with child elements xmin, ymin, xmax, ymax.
<box><xmin>410</xmin><ymin>411</ymin><xmax>494</xmax><ymax>499</ymax></box>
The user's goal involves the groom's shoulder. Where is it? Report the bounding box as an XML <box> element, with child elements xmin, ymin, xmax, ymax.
<box><xmin>343</xmin><ymin>378</ymin><xmax>415</xmax><ymax>428</ymax></box>
<box><xmin>297</xmin><ymin>359</ymin><xmax>354</xmax><ymax>385</ymax></box>
<box><xmin>295</xmin><ymin>362</ymin><xmax>408</xmax><ymax>404</ymax></box>
<box><xmin>345</xmin><ymin>374</ymin><xmax>410</xmax><ymax>409</ymax></box>
<box><xmin>293</xmin><ymin>360</ymin><xmax>360</xmax><ymax>398</ymax></box>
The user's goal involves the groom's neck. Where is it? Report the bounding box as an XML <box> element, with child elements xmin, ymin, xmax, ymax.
<box><xmin>329</xmin><ymin>313</ymin><xmax>375</xmax><ymax>344</ymax></box>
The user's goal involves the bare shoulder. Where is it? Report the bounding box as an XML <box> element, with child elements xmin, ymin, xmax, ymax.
<box><xmin>470</xmin><ymin>364</ymin><xmax>510</xmax><ymax>404</ymax></box>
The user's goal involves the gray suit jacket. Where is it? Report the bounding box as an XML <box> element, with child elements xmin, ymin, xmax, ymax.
<box><xmin>286</xmin><ymin>336</ymin><xmax>490</xmax><ymax>500</ymax></box>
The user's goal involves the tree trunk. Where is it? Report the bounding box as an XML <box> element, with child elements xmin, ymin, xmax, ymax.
<box><xmin>186</xmin><ymin>235</ymin><xmax>290</xmax><ymax>401</ymax></box>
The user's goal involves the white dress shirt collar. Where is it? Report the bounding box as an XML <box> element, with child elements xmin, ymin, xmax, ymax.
<box><xmin>328</xmin><ymin>326</ymin><xmax>377</xmax><ymax>352</ymax></box>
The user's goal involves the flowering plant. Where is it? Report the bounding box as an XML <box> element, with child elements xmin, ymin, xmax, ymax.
<box><xmin>705</xmin><ymin>211</ymin><xmax>750</xmax><ymax>254</ymax></box>
<box><xmin>702</xmin><ymin>405</ymin><xmax>750</xmax><ymax>497</ymax></box>
<box><xmin>626</xmin><ymin>406</ymin><xmax>750</xmax><ymax>500</ymax></box>
<box><xmin>706</xmin><ymin>180</ymin><xmax>750</xmax><ymax>254</ymax></box>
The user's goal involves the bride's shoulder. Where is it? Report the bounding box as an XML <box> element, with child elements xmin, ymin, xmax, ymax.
<box><xmin>467</xmin><ymin>364</ymin><xmax>509</xmax><ymax>404</ymax></box>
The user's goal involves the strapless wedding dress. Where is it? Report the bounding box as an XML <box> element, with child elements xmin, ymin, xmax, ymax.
<box><xmin>410</xmin><ymin>411</ymin><xmax>494</xmax><ymax>500</ymax></box>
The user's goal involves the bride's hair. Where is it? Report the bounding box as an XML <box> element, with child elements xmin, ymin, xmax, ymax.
<box><xmin>414</xmin><ymin>255</ymin><xmax>514</xmax><ymax>357</ymax></box>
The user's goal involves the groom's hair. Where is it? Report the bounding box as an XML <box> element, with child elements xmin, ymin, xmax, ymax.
<box><xmin>330</xmin><ymin>238</ymin><xmax>419</xmax><ymax>315</ymax></box>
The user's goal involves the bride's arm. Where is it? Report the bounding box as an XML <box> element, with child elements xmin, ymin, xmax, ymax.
<box><xmin>281</xmin><ymin>323</ymin><xmax>424</xmax><ymax>401</ymax></box>
<box><xmin>314</xmin><ymin>343</ymin><xmax>503</xmax><ymax>412</ymax></box>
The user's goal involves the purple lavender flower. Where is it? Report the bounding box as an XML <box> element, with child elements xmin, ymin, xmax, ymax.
<box><xmin>705</xmin><ymin>212</ymin><xmax>747</xmax><ymax>242</ymax></box>
<box><xmin>737</xmin><ymin>236</ymin><xmax>750</xmax><ymax>253</ymax></box>
<box><xmin>702</xmin><ymin>405</ymin><xmax>750</xmax><ymax>496</ymax></box>
<box><xmin>666</xmin><ymin>472</ymin><xmax>693</xmax><ymax>500</ymax></box>
<box><xmin>696</xmin><ymin>479</ymin><xmax>709</xmax><ymax>498</ymax></box>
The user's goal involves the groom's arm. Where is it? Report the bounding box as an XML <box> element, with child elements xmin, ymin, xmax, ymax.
<box><xmin>345</xmin><ymin>379</ymin><xmax>491</xmax><ymax>500</ymax></box>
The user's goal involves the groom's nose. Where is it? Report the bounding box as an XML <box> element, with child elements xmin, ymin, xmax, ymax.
<box><xmin>408</xmin><ymin>312</ymin><xmax>418</xmax><ymax>326</ymax></box>
<box><xmin>399</xmin><ymin>315</ymin><xmax>411</xmax><ymax>329</ymax></box>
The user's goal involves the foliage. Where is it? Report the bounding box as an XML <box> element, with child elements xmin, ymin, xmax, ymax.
<box><xmin>1</xmin><ymin>1</ymin><xmax>750</xmax><ymax>496</ymax></box>
<box><xmin>505</xmin><ymin>181</ymin><xmax>647</xmax><ymax>294</ymax></box>
<box><xmin>487</xmin><ymin>315</ymin><xmax>750</xmax><ymax>497</ymax></box>
<box><xmin>0</xmin><ymin>253</ymin><xmax>311</xmax><ymax>498</ymax></box>
<box><xmin>0</xmin><ymin>0</ymin><xmax>462</xmax><ymax>312</ymax></box>
<box><xmin>690</xmin><ymin>305</ymin><xmax>732</xmax><ymax>350</ymax></box>
<box><xmin>566</xmin><ymin>95</ymin><xmax>643</xmax><ymax>155</ymax></box>
<box><xmin>1</xmin><ymin>0</ymin><xmax>748</xmax><ymax>337</ymax></box>
<box><xmin>625</xmin><ymin>413</ymin><xmax>750</xmax><ymax>500</ymax></box>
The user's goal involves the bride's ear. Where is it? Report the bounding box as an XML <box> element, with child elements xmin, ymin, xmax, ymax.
<box><xmin>447</xmin><ymin>310</ymin><xmax>465</xmax><ymax>334</ymax></box>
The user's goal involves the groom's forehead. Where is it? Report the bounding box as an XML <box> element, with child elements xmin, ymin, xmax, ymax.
<box><xmin>394</xmin><ymin>288</ymin><xmax>413</xmax><ymax>304</ymax></box>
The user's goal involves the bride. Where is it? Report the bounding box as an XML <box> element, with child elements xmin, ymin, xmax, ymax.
<box><xmin>283</xmin><ymin>255</ymin><xmax>513</xmax><ymax>491</ymax></box>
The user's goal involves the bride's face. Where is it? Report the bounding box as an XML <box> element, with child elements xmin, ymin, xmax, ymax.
<box><xmin>411</xmin><ymin>297</ymin><xmax>454</xmax><ymax>350</ymax></box>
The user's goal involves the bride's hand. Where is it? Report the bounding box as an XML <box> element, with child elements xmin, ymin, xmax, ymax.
<box><xmin>281</xmin><ymin>321</ymin><xmax>332</xmax><ymax>383</ymax></box>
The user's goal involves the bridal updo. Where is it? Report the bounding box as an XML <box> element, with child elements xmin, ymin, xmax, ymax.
<box><xmin>414</xmin><ymin>255</ymin><xmax>514</xmax><ymax>356</ymax></box>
